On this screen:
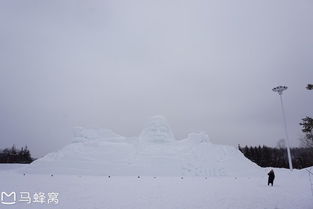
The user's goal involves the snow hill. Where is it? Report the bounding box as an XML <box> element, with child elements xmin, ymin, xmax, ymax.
<box><xmin>21</xmin><ymin>116</ymin><xmax>261</xmax><ymax>176</ymax></box>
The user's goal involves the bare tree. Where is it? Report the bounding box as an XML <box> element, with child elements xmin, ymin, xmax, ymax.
<box><xmin>300</xmin><ymin>117</ymin><xmax>313</xmax><ymax>147</ymax></box>
<box><xmin>299</xmin><ymin>85</ymin><xmax>313</xmax><ymax>147</ymax></box>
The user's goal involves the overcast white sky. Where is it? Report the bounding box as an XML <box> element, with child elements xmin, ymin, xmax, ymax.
<box><xmin>0</xmin><ymin>0</ymin><xmax>312</xmax><ymax>157</ymax></box>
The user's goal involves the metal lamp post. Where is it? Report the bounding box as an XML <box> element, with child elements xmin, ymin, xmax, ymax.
<box><xmin>272</xmin><ymin>85</ymin><xmax>293</xmax><ymax>171</ymax></box>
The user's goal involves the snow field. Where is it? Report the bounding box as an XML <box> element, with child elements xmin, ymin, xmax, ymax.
<box><xmin>0</xmin><ymin>169</ymin><xmax>312</xmax><ymax>209</ymax></box>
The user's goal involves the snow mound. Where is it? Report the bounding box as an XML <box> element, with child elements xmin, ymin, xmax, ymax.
<box><xmin>21</xmin><ymin>116</ymin><xmax>261</xmax><ymax>177</ymax></box>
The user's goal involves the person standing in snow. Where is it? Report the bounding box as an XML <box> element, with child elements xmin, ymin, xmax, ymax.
<box><xmin>267</xmin><ymin>169</ymin><xmax>275</xmax><ymax>186</ymax></box>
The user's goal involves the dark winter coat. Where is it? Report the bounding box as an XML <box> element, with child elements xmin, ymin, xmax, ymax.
<box><xmin>268</xmin><ymin>170</ymin><xmax>275</xmax><ymax>185</ymax></box>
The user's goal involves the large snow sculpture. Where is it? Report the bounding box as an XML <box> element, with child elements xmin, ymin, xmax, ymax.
<box><xmin>139</xmin><ymin>115</ymin><xmax>176</xmax><ymax>143</ymax></box>
<box><xmin>21</xmin><ymin>115</ymin><xmax>262</xmax><ymax>176</ymax></box>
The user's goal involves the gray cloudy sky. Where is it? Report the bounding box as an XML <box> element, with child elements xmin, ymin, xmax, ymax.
<box><xmin>0</xmin><ymin>0</ymin><xmax>312</xmax><ymax>157</ymax></box>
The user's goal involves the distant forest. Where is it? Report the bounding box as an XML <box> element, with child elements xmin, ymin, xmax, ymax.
<box><xmin>239</xmin><ymin>145</ymin><xmax>313</xmax><ymax>169</ymax></box>
<box><xmin>0</xmin><ymin>145</ymin><xmax>33</xmax><ymax>164</ymax></box>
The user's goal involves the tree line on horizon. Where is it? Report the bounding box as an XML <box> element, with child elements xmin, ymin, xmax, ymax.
<box><xmin>238</xmin><ymin>145</ymin><xmax>313</xmax><ymax>169</ymax></box>
<box><xmin>0</xmin><ymin>145</ymin><xmax>33</xmax><ymax>164</ymax></box>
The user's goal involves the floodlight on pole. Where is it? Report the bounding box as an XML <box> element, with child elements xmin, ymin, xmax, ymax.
<box><xmin>272</xmin><ymin>85</ymin><xmax>293</xmax><ymax>171</ymax></box>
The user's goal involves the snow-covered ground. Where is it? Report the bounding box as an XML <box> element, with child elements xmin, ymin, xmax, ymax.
<box><xmin>0</xmin><ymin>117</ymin><xmax>312</xmax><ymax>208</ymax></box>
<box><xmin>0</xmin><ymin>163</ymin><xmax>27</xmax><ymax>171</ymax></box>
<box><xmin>0</xmin><ymin>168</ymin><xmax>312</xmax><ymax>209</ymax></box>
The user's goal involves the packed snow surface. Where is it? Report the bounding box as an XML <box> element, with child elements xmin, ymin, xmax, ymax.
<box><xmin>0</xmin><ymin>167</ymin><xmax>312</xmax><ymax>209</ymax></box>
<box><xmin>21</xmin><ymin>116</ymin><xmax>260</xmax><ymax>176</ymax></box>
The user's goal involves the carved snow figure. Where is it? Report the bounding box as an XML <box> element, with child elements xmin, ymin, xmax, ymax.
<box><xmin>139</xmin><ymin>116</ymin><xmax>176</xmax><ymax>143</ymax></box>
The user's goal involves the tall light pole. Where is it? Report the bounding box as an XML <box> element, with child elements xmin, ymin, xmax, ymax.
<box><xmin>272</xmin><ymin>86</ymin><xmax>293</xmax><ymax>171</ymax></box>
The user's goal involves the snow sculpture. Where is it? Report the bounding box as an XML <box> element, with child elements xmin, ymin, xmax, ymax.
<box><xmin>72</xmin><ymin>127</ymin><xmax>125</xmax><ymax>143</ymax></box>
<box><xmin>139</xmin><ymin>116</ymin><xmax>176</xmax><ymax>143</ymax></box>
<box><xmin>187</xmin><ymin>132</ymin><xmax>210</xmax><ymax>143</ymax></box>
